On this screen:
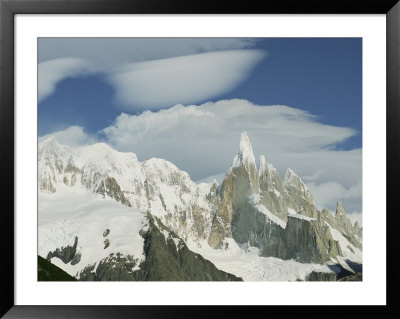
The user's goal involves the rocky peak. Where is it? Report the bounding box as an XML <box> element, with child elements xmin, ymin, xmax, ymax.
<box><xmin>284</xmin><ymin>168</ymin><xmax>299</xmax><ymax>185</ymax></box>
<box><xmin>258</xmin><ymin>155</ymin><xmax>280</xmax><ymax>182</ymax></box>
<box><xmin>284</xmin><ymin>168</ymin><xmax>315</xmax><ymax>206</ymax></box>
<box><xmin>335</xmin><ymin>201</ymin><xmax>345</xmax><ymax>218</ymax></box>
<box><xmin>232</xmin><ymin>131</ymin><xmax>257</xmax><ymax>170</ymax></box>
<box><xmin>353</xmin><ymin>221</ymin><xmax>362</xmax><ymax>238</ymax></box>
<box><xmin>230</xmin><ymin>131</ymin><xmax>260</xmax><ymax>195</ymax></box>
<box><xmin>258</xmin><ymin>155</ymin><xmax>268</xmax><ymax>180</ymax></box>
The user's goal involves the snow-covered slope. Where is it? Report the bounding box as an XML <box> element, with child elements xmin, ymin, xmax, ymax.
<box><xmin>38</xmin><ymin>137</ymin><xmax>213</xmax><ymax>244</ymax></box>
<box><xmin>39</xmin><ymin>185</ymin><xmax>148</xmax><ymax>278</ymax></box>
<box><xmin>187</xmin><ymin>238</ymin><xmax>338</xmax><ymax>281</ymax></box>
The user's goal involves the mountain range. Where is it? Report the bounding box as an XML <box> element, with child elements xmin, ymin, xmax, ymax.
<box><xmin>38</xmin><ymin>132</ymin><xmax>362</xmax><ymax>281</ymax></box>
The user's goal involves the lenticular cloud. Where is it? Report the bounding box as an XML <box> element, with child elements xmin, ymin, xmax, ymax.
<box><xmin>107</xmin><ymin>50</ymin><xmax>266</xmax><ymax>110</ymax></box>
<box><xmin>38</xmin><ymin>57</ymin><xmax>94</xmax><ymax>102</ymax></box>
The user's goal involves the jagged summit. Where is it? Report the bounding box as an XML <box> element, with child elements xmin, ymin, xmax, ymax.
<box><xmin>335</xmin><ymin>201</ymin><xmax>345</xmax><ymax>217</ymax></box>
<box><xmin>258</xmin><ymin>155</ymin><xmax>267</xmax><ymax>179</ymax></box>
<box><xmin>232</xmin><ymin>131</ymin><xmax>257</xmax><ymax>170</ymax></box>
<box><xmin>284</xmin><ymin>168</ymin><xmax>315</xmax><ymax>206</ymax></box>
<box><xmin>284</xmin><ymin>168</ymin><xmax>297</xmax><ymax>183</ymax></box>
<box><xmin>284</xmin><ymin>168</ymin><xmax>307</xmax><ymax>190</ymax></box>
<box><xmin>258</xmin><ymin>154</ymin><xmax>280</xmax><ymax>185</ymax></box>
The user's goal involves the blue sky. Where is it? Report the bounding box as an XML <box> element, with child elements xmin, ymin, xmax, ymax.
<box><xmin>38</xmin><ymin>38</ymin><xmax>362</xmax><ymax>217</ymax></box>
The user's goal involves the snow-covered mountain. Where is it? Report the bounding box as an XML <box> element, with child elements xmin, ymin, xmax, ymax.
<box><xmin>38</xmin><ymin>132</ymin><xmax>362</xmax><ymax>281</ymax></box>
<box><xmin>39</xmin><ymin>136</ymin><xmax>214</xmax><ymax>244</ymax></box>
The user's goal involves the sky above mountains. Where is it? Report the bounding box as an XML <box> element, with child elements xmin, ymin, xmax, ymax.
<box><xmin>38</xmin><ymin>38</ymin><xmax>362</xmax><ymax>219</ymax></box>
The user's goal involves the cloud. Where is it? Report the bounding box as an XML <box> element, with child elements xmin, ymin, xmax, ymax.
<box><xmin>38</xmin><ymin>38</ymin><xmax>259</xmax><ymax>64</ymax></box>
<box><xmin>38</xmin><ymin>44</ymin><xmax>265</xmax><ymax>107</ymax></box>
<box><xmin>100</xmin><ymin>99</ymin><xmax>361</xmax><ymax>212</ymax></box>
<box><xmin>307</xmin><ymin>181</ymin><xmax>362</xmax><ymax>213</ymax></box>
<box><xmin>106</xmin><ymin>50</ymin><xmax>266</xmax><ymax>110</ymax></box>
<box><xmin>38</xmin><ymin>126</ymin><xmax>97</xmax><ymax>147</ymax></box>
<box><xmin>38</xmin><ymin>57</ymin><xmax>95</xmax><ymax>102</ymax></box>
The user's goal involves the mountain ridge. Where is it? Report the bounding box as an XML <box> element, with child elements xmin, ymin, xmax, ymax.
<box><xmin>38</xmin><ymin>132</ymin><xmax>362</xmax><ymax>281</ymax></box>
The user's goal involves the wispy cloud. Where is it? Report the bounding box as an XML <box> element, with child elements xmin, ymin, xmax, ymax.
<box><xmin>38</xmin><ymin>38</ymin><xmax>259</xmax><ymax>64</ymax></box>
<box><xmin>307</xmin><ymin>181</ymin><xmax>362</xmax><ymax>214</ymax></box>
<box><xmin>42</xmin><ymin>99</ymin><xmax>361</xmax><ymax>214</ymax></box>
<box><xmin>98</xmin><ymin>99</ymin><xmax>361</xmax><ymax>213</ymax></box>
<box><xmin>38</xmin><ymin>47</ymin><xmax>265</xmax><ymax>109</ymax></box>
<box><xmin>38</xmin><ymin>57</ymin><xmax>95</xmax><ymax>102</ymax></box>
<box><xmin>106</xmin><ymin>50</ymin><xmax>266</xmax><ymax>110</ymax></box>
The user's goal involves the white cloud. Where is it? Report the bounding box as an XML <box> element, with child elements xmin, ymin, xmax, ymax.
<box><xmin>100</xmin><ymin>99</ymin><xmax>362</xmax><ymax>213</ymax></box>
<box><xmin>38</xmin><ymin>57</ymin><xmax>95</xmax><ymax>102</ymax></box>
<box><xmin>307</xmin><ymin>181</ymin><xmax>362</xmax><ymax>213</ymax></box>
<box><xmin>106</xmin><ymin>50</ymin><xmax>266</xmax><ymax>110</ymax></box>
<box><xmin>38</xmin><ymin>47</ymin><xmax>265</xmax><ymax>108</ymax></box>
<box><xmin>38</xmin><ymin>126</ymin><xmax>97</xmax><ymax>147</ymax></box>
<box><xmin>38</xmin><ymin>38</ymin><xmax>259</xmax><ymax>64</ymax></box>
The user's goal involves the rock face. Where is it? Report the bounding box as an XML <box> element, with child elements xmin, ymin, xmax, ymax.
<box><xmin>334</xmin><ymin>202</ymin><xmax>362</xmax><ymax>249</ymax></box>
<box><xmin>306</xmin><ymin>271</ymin><xmax>337</xmax><ymax>281</ymax></box>
<box><xmin>258</xmin><ymin>155</ymin><xmax>288</xmax><ymax>221</ymax></box>
<box><xmin>260</xmin><ymin>215</ymin><xmax>343</xmax><ymax>263</ymax></box>
<box><xmin>95</xmin><ymin>177</ymin><xmax>131</xmax><ymax>207</ymax></box>
<box><xmin>208</xmin><ymin>132</ymin><xmax>359</xmax><ymax>264</ymax></box>
<box><xmin>46</xmin><ymin>236</ymin><xmax>81</xmax><ymax>265</ymax></box>
<box><xmin>78</xmin><ymin>213</ymin><xmax>242</xmax><ymax>281</ymax></box>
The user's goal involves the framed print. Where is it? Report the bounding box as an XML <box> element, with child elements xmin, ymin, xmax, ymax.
<box><xmin>1</xmin><ymin>0</ymin><xmax>399</xmax><ymax>317</ymax></box>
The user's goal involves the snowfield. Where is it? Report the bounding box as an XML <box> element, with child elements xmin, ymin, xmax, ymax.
<box><xmin>38</xmin><ymin>185</ymin><xmax>340</xmax><ymax>281</ymax></box>
<box><xmin>39</xmin><ymin>185</ymin><xmax>148</xmax><ymax>277</ymax></box>
<box><xmin>187</xmin><ymin>238</ymin><xmax>336</xmax><ymax>281</ymax></box>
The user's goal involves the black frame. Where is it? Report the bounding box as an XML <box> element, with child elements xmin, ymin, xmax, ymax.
<box><xmin>1</xmin><ymin>0</ymin><xmax>399</xmax><ymax>317</ymax></box>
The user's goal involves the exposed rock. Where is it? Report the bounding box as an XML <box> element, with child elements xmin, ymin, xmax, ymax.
<box><xmin>306</xmin><ymin>271</ymin><xmax>337</xmax><ymax>281</ymax></box>
<box><xmin>259</xmin><ymin>215</ymin><xmax>342</xmax><ymax>263</ymax></box>
<box><xmin>353</xmin><ymin>221</ymin><xmax>362</xmax><ymax>238</ymax></box>
<box><xmin>78</xmin><ymin>213</ymin><xmax>242</xmax><ymax>281</ymax></box>
<box><xmin>95</xmin><ymin>176</ymin><xmax>132</xmax><ymax>207</ymax></box>
<box><xmin>334</xmin><ymin>201</ymin><xmax>362</xmax><ymax>249</ymax></box>
<box><xmin>338</xmin><ymin>272</ymin><xmax>362</xmax><ymax>281</ymax></box>
<box><xmin>79</xmin><ymin>253</ymin><xmax>141</xmax><ymax>281</ymax></box>
<box><xmin>259</xmin><ymin>159</ymin><xmax>288</xmax><ymax>223</ymax></box>
<box><xmin>39</xmin><ymin>178</ymin><xmax>56</xmax><ymax>193</ymax></box>
<box><xmin>232</xmin><ymin>131</ymin><xmax>260</xmax><ymax>194</ymax></box>
<box><xmin>208</xmin><ymin>172</ymin><xmax>234</xmax><ymax>248</ymax></box>
<box><xmin>209</xmin><ymin>132</ymin><xmax>356</xmax><ymax>265</ymax></box>
<box><xmin>46</xmin><ymin>236</ymin><xmax>81</xmax><ymax>265</ymax></box>
<box><xmin>139</xmin><ymin>214</ymin><xmax>242</xmax><ymax>281</ymax></box>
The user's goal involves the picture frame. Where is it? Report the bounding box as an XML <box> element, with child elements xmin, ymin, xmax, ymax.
<box><xmin>1</xmin><ymin>0</ymin><xmax>398</xmax><ymax>317</ymax></box>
